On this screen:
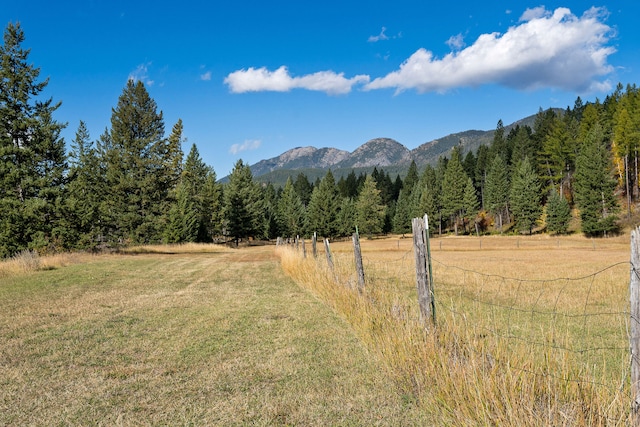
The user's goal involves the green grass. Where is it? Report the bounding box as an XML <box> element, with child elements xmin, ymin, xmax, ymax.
<box><xmin>0</xmin><ymin>247</ymin><xmax>426</xmax><ymax>425</ymax></box>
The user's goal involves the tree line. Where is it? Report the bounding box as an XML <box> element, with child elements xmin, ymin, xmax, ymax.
<box><xmin>0</xmin><ymin>22</ymin><xmax>636</xmax><ymax>257</ymax></box>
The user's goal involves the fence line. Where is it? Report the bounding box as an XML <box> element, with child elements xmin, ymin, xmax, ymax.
<box><xmin>277</xmin><ymin>225</ymin><xmax>634</xmax><ymax>423</ymax></box>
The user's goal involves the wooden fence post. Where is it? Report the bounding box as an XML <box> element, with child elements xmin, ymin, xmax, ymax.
<box><xmin>324</xmin><ymin>238</ymin><xmax>336</xmax><ymax>281</ymax></box>
<box><xmin>312</xmin><ymin>232</ymin><xmax>317</xmax><ymax>258</ymax></box>
<box><xmin>302</xmin><ymin>238</ymin><xmax>306</xmax><ymax>258</ymax></box>
<box><xmin>412</xmin><ymin>215</ymin><xmax>434</xmax><ymax>325</ymax></box>
<box><xmin>353</xmin><ymin>230</ymin><xmax>365</xmax><ymax>293</ymax></box>
<box><xmin>631</xmin><ymin>226</ymin><xmax>640</xmax><ymax>422</ymax></box>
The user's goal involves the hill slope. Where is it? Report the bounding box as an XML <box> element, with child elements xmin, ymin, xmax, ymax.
<box><xmin>240</xmin><ymin>109</ymin><xmax>559</xmax><ymax>184</ymax></box>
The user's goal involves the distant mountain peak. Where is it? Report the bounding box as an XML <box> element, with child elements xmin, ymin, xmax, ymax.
<box><xmin>244</xmin><ymin>109</ymin><xmax>558</xmax><ymax>183</ymax></box>
<box><xmin>336</xmin><ymin>138</ymin><xmax>411</xmax><ymax>168</ymax></box>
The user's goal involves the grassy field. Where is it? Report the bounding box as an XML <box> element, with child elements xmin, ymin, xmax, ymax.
<box><xmin>279</xmin><ymin>233</ymin><xmax>632</xmax><ymax>425</ymax></box>
<box><xmin>0</xmin><ymin>244</ymin><xmax>427</xmax><ymax>425</ymax></box>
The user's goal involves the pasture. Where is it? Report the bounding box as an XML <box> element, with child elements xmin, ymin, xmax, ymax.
<box><xmin>0</xmin><ymin>234</ymin><xmax>633</xmax><ymax>425</ymax></box>
<box><xmin>0</xmin><ymin>244</ymin><xmax>425</xmax><ymax>425</ymax></box>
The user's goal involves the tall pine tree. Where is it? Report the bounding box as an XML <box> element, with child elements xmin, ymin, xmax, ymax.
<box><xmin>306</xmin><ymin>170</ymin><xmax>339</xmax><ymax>238</ymax></box>
<box><xmin>356</xmin><ymin>175</ymin><xmax>386</xmax><ymax>238</ymax></box>
<box><xmin>485</xmin><ymin>155</ymin><xmax>509</xmax><ymax>232</ymax></box>
<box><xmin>103</xmin><ymin>80</ymin><xmax>172</xmax><ymax>244</ymax></box>
<box><xmin>510</xmin><ymin>157</ymin><xmax>542</xmax><ymax>234</ymax></box>
<box><xmin>441</xmin><ymin>147</ymin><xmax>468</xmax><ymax>235</ymax></box>
<box><xmin>574</xmin><ymin>125</ymin><xmax>619</xmax><ymax>237</ymax></box>
<box><xmin>0</xmin><ymin>22</ymin><xmax>67</xmax><ymax>256</ymax></box>
<box><xmin>223</xmin><ymin>159</ymin><xmax>264</xmax><ymax>245</ymax></box>
<box><xmin>278</xmin><ymin>177</ymin><xmax>306</xmax><ymax>238</ymax></box>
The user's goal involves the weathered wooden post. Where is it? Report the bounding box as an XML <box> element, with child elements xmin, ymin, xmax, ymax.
<box><xmin>302</xmin><ymin>238</ymin><xmax>306</xmax><ymax>258</ymax></box>
<box><xmin>412</xmin><ymin>215</ymin><xmax>435</xmax><ymax>325</ymax></box>
<box><xmin>324</xmin><ymin>238</ymin><xmax>336</xmax><ymax>281</ymax></box>
<box><xmin>312</xmin><ymin>232</ymin><xmax>318</xmax><ymax>258</ymax></box>
<box><xmin>631</xmin><ymin>226</ymin><xmax>640</xmax><ymax>422</ymax></box>
<box><xmin>353</xmin><ymin>229</ymin><xmax>365</xmax><ymax>293</ymax></box>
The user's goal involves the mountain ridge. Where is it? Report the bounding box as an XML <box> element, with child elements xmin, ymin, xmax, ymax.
<box><xmin>235</xmin><ymin>109</ymin><xmax>560</xmax><ymax>184</ymax></box>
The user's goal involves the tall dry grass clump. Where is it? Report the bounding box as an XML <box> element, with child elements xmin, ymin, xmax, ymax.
<box><xmin>277</xmin><ymin>241</ymin><xmax>630</xmax><ymax>426</ymax></box>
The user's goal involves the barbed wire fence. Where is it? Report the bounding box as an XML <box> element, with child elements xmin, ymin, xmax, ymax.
<box><xmin>277</xmin><ymin>222</ymin><xmax>640</xmax><ymax>424</ymax></box>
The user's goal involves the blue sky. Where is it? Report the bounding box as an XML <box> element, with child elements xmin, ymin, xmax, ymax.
<box><xmin>3</xmin><ymin>1</ymin><xmax>639</xmax><ymax>177</ymax></box>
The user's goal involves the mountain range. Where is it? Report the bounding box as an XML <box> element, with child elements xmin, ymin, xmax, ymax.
<box><xmin>241</xmin><ymin>109</ymin><xmax>553</xmax><ymax>184</ymax></box>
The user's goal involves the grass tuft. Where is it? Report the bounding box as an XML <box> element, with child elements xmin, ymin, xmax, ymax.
<box><xmin>13</xmin><ymin>249</ymin><xmax>41</xmax><ymax>271</ymax></box>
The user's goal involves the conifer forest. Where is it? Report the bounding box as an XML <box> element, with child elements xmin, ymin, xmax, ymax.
<box><xmin>1</xmin><ymin>22</ymin><xmax>639</xmax><ymax>258</ymax></box>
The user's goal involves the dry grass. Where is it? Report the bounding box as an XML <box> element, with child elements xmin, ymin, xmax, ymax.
<box><xmin>278</xmin><ymin>233</ymin><xmax>632</xmax><ymax>425</ymax></box>
<box><xmin>0</xmin><ymin>245</ymin><xmax>427</xmax><ymax>425</ymax></box>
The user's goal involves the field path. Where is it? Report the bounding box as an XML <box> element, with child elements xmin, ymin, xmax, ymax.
<box><xmin>0</xmin><ymin>245</ymin><xmax>424</xmax><ymax>425</ymax></box>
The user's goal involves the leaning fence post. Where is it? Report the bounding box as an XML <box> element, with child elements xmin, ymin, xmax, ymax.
<box><xmin>353</xmin><ymin>228</ymin><xmax>365</xmax><ymax>293</ymax></box>
<box><xmin>631</xmin><ymin>226</ymin><xmax>640</xmax><ymax>422</ymax></box>
<box><xmin>324</xmin><ymin>238</ymin><xmax>337</xmax><ymax>282</ymax></box>
<box><xmin>412</xmin><ymin>215</ymin><xmax>434</xmax><ymax>325</ymax></box>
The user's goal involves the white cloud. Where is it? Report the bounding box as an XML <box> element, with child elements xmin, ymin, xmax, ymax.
<box><xmin>368</xmin><ymin>27</ymin><xmax>389</xmax><ymax>43</ymax></box>
<box><xmin>128</xmin><ymin>62</ymin><xmax>154</xmax><ymax>86</ymax></box>
<box><xmin>224</xmin><ymin>66</ymin><xmax>370</xmax><ymax>95</ymax></box>
<box><xmin>229</xmin><ymin>139</ymin><xmax>262</xmax><ymax>155</ymax></box>
<box><xmin>224</xmin><ymin>7</ymin><xmax>615</xmax><ymax>97</ymax></box>
<box><xmin>445</xmin><ymin>33</ymin><xmax>465</xmax><ymax>51</ymax></box>
<box><xmin>365</xmin><ymin>6</ymin><xmax>615</xmax><ymax>94</ymax></box>
<box><xmin>200</xmin><ymin>71</ymin><xmax>212</xmax><ymax>81</ymax></box>
<box><xmin>519</xmin><ymin>6</ymin><xmax>549</xmax><ymax>22</ymax></box>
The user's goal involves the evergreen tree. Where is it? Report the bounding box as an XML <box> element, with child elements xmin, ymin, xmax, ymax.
<box><xmin>474</xmin><ymin>144</ymin><xmax>491</xmax><ymax>209</ymax></box>
<box><xmin>462</xmin><ymin>150</ymin><xmax>477</xmax><ymax>184</ymax></box>
<box><xmin>392</xmin><ymin>188</ymin><xmax>412</xmax><ymax>234</ymax></box>
<box><xmin>222</xmin><ymin>159</ymin><xmax>264</xmax><ymax>244</ymax></box>
<box><xmin>433</xmin><ymin>156</ymin><xmax>448</xmax><ymax>234</ymax></box>
<box><xmin>356</xmin><ymin>175</ymin><xmax>386</xmax><ymax>237</ymax></box>
<box><xmin>462</xmin><ymin>176</ymin><xmax>479</xmax><ymax>233</ymax></box>
<box><xmin>390</xmin><ymin>162</ymin><xmax>420</xmax><ymax>234</ymax></box>
<box><xmin>441</xmin><ymin>147</ymin><xmax>468</xmax><ymax>234</ymax></box>
<box><xmin>164</xmin><ymin>182</ymin><xmax>199</xmax><ymax>243</ymax></box>
<box><xmin>532</xmin><ymin>108</ymin><xmax>557</xmax><ymax>173</ymax></box>
<box><xmin>306</xmin><ymin>170</ymin><xmax>339</xmax><ymax>238</ymax></box>
<box><xmin>578</xmin><ymin>103</ymin><xmax>602</xmax><ymax>142</ymax></box>
<box><xmin>262</xmin><ymin>183</ymin><xmax>279</xmax><ymax>240</ymax></box>
<box><xmin>293</xmin><ymin>172</ymin><xmax>313</xmax><ymax>206</ymax></box>
<box><xmin>509</xmin><ymin>157</ymin><xmax>542</xmax><ymax>234</ymax></box>
<box><xmin>164</xmin><ymin>119</ymin><xmax>185</xmax><ymax>194</ymax></box>
<box><xmin>202</xmin><ymin>169</ymin><xmax>223</xmax><ymax>239</ymax></box>
<box><xmin>545</xmin><ymin>190</ymin><xmax>571</xmax><ymax>235</ymax></box>
<box><xmin>403</xmin><ymin>160</ymin><xmax>420</xmax><ymax>191</ymax></box>
<box><xmin>0</xmin><ymin>22</ymin><xmax>67</xmax><ymax>256</ymax></box>
<box><xmin>611</xmin><ymin>87</ymin><xmax>640</xmax><ymax>208</ymax></box>
<box><xmin>510</xmin><ymin>125</ymin><xmax>535</xmax><ymax>165</ymax></box>
<box><xmin>336</xmin><ymin>197</ymin><xmax>357</xmax><ymax>237</ymax></box>
<box><xmin>414</xmin><ymin>165</ymin><xmax>439</xmax><ymax>232</ymax></box>
<box><xmin>539</xmin><ymin>114</ymin><xmax>577</xmax><ymax>197</ymax></box>
<box><xmin>490</xmin><ymin>119</ymin><xmax>510</xmax><ymax>165</ymax></box>
<box><xmin>278</xmin><ymin>177</ymin><xmax>305</xmax><ymax>238</ymax></box>
<box><xmin>65</xmin><ymin>121</ymin><xmax>104</xmax><ymax>249</ymax></box>
<box><xmin>103</xmin><ymin>80</ymin><xmax>169</xmax><ymax>244</ymax></box>
<box><xmin>181</xmin><ymin>144</ymin><xmax>221</xmax><ymax>241</ymax></box>
<box><xmin>485</xmin><ymin>155</ymin><xmax>509</xmax><ymax>232</ymax></box>
<box><xmin>392</xmin><ymin>174</ymin><xmax>403</xmax><ymax>202</ymax></box>
<box><xmin>574</xmin><ymin>125</ymin><xmax>619</xmax><ymax>237</ymax></box>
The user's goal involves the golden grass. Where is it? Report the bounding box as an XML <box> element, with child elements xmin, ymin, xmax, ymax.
<box><xmin>278</xmin><ymin>233</ymin><xmax>632</xmax><ymax>425</ymax></box>
<box><xmin>0</xmin><ymin>245</ymin><xmax>427</xmax><ymax>425</ymax></box>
